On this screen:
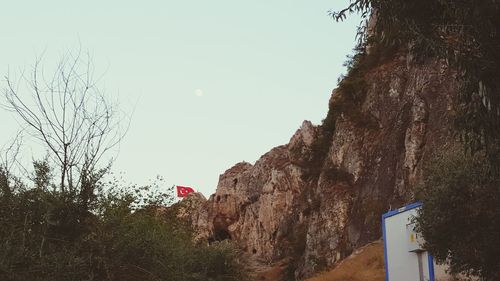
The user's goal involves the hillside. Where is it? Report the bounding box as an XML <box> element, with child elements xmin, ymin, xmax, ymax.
<box><xmin>306</xmin><ymin>241</ymin><xmax>384</xmax><ymax>281</ymax></box>
<box><xmin>180</xmin><ymin>47</ymin><xmax>460</xmax><ymax>279</ymax></box>
<box><xmin>178</xmin><ymin>1</ymin><xmax>500</xmax><ymax>279</ymax></box>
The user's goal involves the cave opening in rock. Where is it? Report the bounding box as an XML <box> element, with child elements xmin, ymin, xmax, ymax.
<box><xmin>213</xmin><ymin>228</ymin><xmax>232</xmax><ymax>242</ymax></box>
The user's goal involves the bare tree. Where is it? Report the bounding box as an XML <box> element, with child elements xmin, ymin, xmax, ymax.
<box><xmin>0</xmin><ymin>131</ymin><xmax>23</xmax><ymax>196</ymax></box>
<box><xmin>3</xmin><ymin>51</ymin><xmax>128</xmax><ymax>197</ymax></box>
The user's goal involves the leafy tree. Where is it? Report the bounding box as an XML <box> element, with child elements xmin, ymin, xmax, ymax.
<box><xmin>415</xmin><ymin>147</ymin><xmax>500</xmax><ymax>281</ymax></box>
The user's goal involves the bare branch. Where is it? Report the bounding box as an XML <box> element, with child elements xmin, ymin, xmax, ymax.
<box><xmin>0</xmin><ymin>131</ymin><xmax>24</xmax><ymax>195</ymax></box>
<box><xmin>2</xmin><ymin>50</ymin><xmax>130</xmax><ymax>197</ymax></box>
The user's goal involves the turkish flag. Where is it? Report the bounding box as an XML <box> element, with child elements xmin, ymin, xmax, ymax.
<box><xmin>176</xmin><ymin>185</ymin><xmax>195</xmax><ymax>197</ymax></box>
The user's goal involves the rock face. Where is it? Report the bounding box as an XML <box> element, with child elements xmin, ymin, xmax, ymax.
<box><xmin>185</xmin><ymin>52</ymin><xmax>460</xmax><ymax>280</ymax></box>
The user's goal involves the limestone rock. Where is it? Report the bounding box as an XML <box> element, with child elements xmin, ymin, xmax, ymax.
<box><xmin>188</xmin><ymin>53</ymin><xmax>459</xmax><ymax>280</ymax></box>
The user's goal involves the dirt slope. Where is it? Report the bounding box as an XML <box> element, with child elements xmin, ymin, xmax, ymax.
<box><xmin>306</xmin><ymin>241</ymin><xmax>384</xmax><ymax>281</ymax></box>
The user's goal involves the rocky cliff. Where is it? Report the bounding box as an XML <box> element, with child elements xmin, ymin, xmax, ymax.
<box><xmin>180</xmin><ymin>49</ymin><xmax>460</xmax><ymax>280</ymax></box>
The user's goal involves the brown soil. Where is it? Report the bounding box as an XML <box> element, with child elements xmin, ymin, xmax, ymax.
<box><xmin>305</xmin><ymin>241</ymin><xmax>385</xmax><ymax>281</ymax></box>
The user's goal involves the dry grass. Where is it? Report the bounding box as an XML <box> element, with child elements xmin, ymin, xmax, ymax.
<box><xmin>306</xmin><ymin>241</ymin><xmax>385</xmax><ymax>281</ymax></box>
<box><xmin>252</xmin><ymin>259</ymin><xmax>288</xmax><ymax>281</ymax></box>
<box><xmin>255</xmin><ymin>264</ymin><xmax>286</xmax><ymax>281</ymax></box>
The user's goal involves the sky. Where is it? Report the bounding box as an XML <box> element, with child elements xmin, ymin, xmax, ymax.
<box><xmin>0</xmin><ymin>1</ymin><xmax>360</xmax><ymax>197</ymax></box>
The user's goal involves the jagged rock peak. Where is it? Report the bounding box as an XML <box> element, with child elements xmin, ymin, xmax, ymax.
<box><xmin>219</xmin><ymin>161</ymin><xmax>253</xmax><ymax>179</ymax></box>
<box><xmin>289</xmin><ymin>120</ymin><xmax>318</xmax><ymax>148</ymax></box>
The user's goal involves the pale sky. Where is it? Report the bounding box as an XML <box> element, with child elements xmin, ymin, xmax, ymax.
<box><xmin>0</xmin><ymin>1</ymin><xmax>360</xmax><ymax>197</ymax></box>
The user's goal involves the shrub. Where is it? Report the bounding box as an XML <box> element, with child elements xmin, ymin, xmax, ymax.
<box><xmin>0</xmin><ymin>163</ymin><xmax>249</xmax><ymax>281</ymax></box>
<box><xmin>415</xmin><ymin>147</ymin><xmax>500</xmax><ymax>281</ymax></box>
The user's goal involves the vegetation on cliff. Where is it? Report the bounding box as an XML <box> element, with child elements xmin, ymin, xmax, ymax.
<box><xmin>332</xmin><ymin>0</ymin><xmax>500</xmax><ymax>153</ymax></box>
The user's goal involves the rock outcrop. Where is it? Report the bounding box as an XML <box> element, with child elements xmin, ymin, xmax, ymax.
<box><xmin>181</xmin><ymin>51</ymin><xmax>460</xmax><ymax>280</ymax></box>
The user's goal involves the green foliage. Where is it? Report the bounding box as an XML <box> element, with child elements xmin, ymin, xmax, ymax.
<box><xmin>0</xmin><ymin>163</ymin><xmax>249</xmax><ymax>281</ymax></box>
<box><xmin>32</xmin><ymin>159</ymin><xmax>53</xmax><ymax>191</ymax></box>
<box><xmin>0</xmin><ymin>166</ymin><xmax>10</xmax><ymax>196</ymax></box>
<box><xmin>192</xmin><ymin>241</ymin><xmax>249</xmax><ymax>281</ymax></box>
<box><xmin>309</xmin><ymin>43</ymin><xmax>387</xmax><ymax>179</ymax></box>
<box><xmin>415</xmin><ymin>147</ymin><xmax>500</xmax><ymax>280</ymax></box>
<box><xmin>323</xmin><ymin>39</ymin><xmax>395</xmax><ymax>134</ymax></box>
<box><xmin>325</xmin><ymin>47</ymin><xmax>369</xmax><ymax>130</ymax></box>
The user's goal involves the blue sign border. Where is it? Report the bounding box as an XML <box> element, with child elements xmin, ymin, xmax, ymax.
<box><xmin>381</xmin><ymin>202</ymin><xmax>435</xmax><ymax>281</ymax></box>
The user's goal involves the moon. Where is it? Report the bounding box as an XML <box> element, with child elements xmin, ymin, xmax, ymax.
<box><xmin>195</xmin><ymin>89</ymin><xmax>203</xmax><ymax>97</ymax></box>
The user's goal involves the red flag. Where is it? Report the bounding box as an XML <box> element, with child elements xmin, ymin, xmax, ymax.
<box><xmin>176</xmin><ymin>185</ymin><xmax>195</xmax><ymax>197</ymax></box>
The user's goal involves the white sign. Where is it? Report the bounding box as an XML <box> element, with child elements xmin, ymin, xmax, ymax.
<box><xmin>382</xmin><ymin>202</ymin><xmax>434</xmax><ymax>281</ymax></box>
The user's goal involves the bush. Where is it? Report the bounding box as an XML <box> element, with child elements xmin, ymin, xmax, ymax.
<box><xmin>0</xmin><ymin>164</ymin><xmax>249</xmax><ymax>281</ymax></box>
<box><xmin>415</xmin><ymin>147</ymin><xmax>500</xmax><ymax>281</ymax></box>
